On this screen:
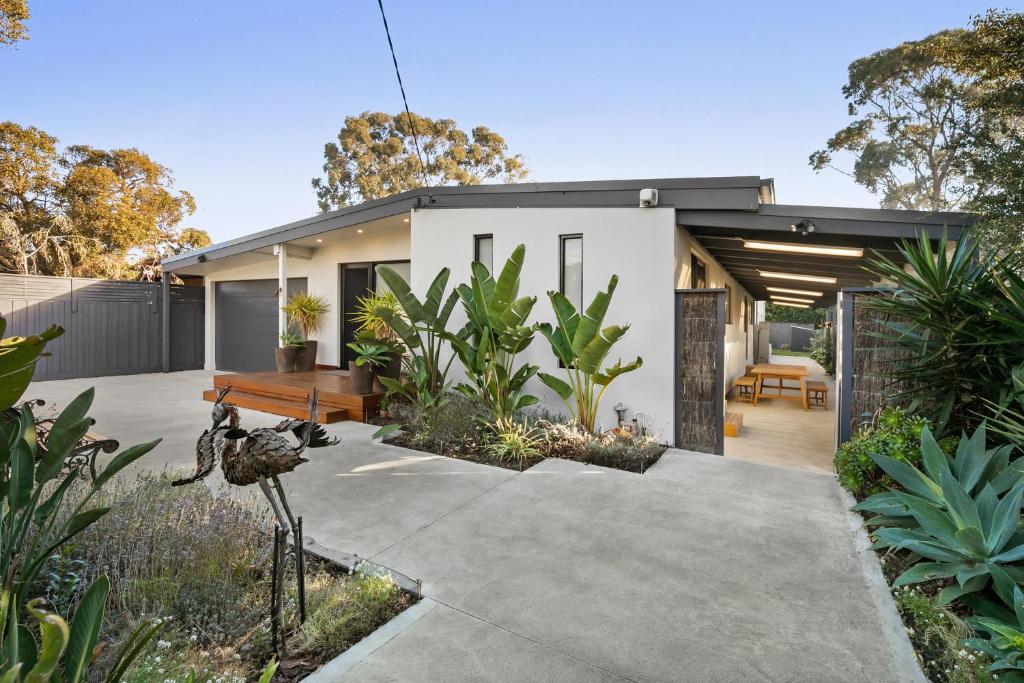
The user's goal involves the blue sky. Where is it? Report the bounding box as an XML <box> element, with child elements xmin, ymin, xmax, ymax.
<box><xmin>6</xmin><ymin>1</ymin><xmax>1018</xmax><ymax>243</ymax></box>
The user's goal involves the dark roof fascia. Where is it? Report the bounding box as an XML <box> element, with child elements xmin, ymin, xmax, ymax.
<box><xmin>677</xmin><ymin>204</ymin><xmax>974</xmax><ymax>240</ymax></box>
<box><xmin>163</xmin><ymin>177</ymin><xmax>765</xmax><ymax>271</ymax></box>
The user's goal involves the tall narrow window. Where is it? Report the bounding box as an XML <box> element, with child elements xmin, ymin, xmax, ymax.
<box><xmin>474</xmin><ymin>234</ymin><xmax>494</xmax><ymax>274</ymax></box>
<box><xmin>560</xmin><ymin>235</ymin><xmax>583</xmax><ymax>311</ymax></box>
<box><xmin>691</xmin><ymin>255</ymin><xmax>707</xmax><ymax>289</ymax></box>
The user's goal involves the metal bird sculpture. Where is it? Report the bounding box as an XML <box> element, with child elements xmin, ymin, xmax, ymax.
<box><xmin>172</xmin><ymin>386</ymin><xmax>338</xmax><ymax>651</ymax></box>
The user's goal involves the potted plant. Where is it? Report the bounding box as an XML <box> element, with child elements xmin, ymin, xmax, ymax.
<box><xmin>346</xmin><ymin>340</ymin><xmax>391</xmax><ymax>394</ymax></box>
<box><xmin>282</xmin><ymin>292</ymin><xmax>330</xmax><ymax>371</ymax></box>
<box><xmin>276</xmin><ymin>331</ymin><xmax>304</xmax><ymax>373</ymax></box>
<box><xmin>351</xmin><ymin>291</ymin><xmax>406</xmax><ymax>383</ymax></box>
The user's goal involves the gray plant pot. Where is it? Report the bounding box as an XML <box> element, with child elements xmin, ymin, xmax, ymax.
<box><xmin>348</xmin><ymin>360</ymin><xmax>374</xmax><ymax>394</ymax></box>
<box><xmin>275</xmin><ymin>347</ymin><xmax>297</xmax><ymax>373</ymax></box>
<box><xmin>295</xmin><ymin>340</ymin><xmax>318</xmax><ymax>372</ymax></box>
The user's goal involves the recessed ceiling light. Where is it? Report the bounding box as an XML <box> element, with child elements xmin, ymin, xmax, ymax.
<box><xmin>316</xmin><ymin>238</ymin><xmax>323</xmax><ymax>243</ymax></box>
<box><xmin>357</xmin><ymin>229</ymin><xmax>364</xmax><ymax>234</ymax></box>
<box><xmin>744</xmin><ymin>240</ymin><xmax>863</xmax><ymax>258</ymax></box>
<box><xmin>766</xmin><ymin>286</ymin><xmax>823</xmax><ymax>297</ymax></box>
<box><xmin>403</xmin><ymin>218</ymin><xmax>409</xmax><ymax>223</ymax></box>
<box><xmin>759</xmin><ymin>270</ymin><xmax>838</xmax><ymax>284</ymax></box>
<box><xmin>771</xmin><ymin>295</ymin><xmax>816</xmax><ymax>305</ymax></box>
<box><xmin>773</xmin><ymin>301</ymin><xmax>810</xmax><ymax>309</ymax></box>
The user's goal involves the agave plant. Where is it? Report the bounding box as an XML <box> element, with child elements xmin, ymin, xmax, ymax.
<box><xmin>857</xmin><ymin>424</ymin><xmax>1024</xmax><ymax>606</ymax></box>
<box><xmin>448</xmin><ymin>244</ymin><xmax>540</xmax><ymax>421</ymax></box>
<box><xmin>963</xmin><ymin>585</ymin><xmax>1024</xmax><ymax>681</ymax></box>
<box><xmin>537</xmin><ymin>275</ymin><xmax>642</xmax><ymax>433</ymax></box>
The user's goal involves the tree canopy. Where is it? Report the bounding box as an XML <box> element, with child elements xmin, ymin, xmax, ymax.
<box><xmin>812</xmin><ymin>10</ymin><xmax>1024</xmax><ymax>256</ymax></box>
<box><xmin>0</xmin><ymin>122</ymin><xmax>210</xmax><ymax>278</ymax></box>
<box><xmin>312</xmin><ymin>111</ymin><xmax>528</xmax><ymax>211</ymax></box>
<box><xmin>0</xmin><ymin>0</ymin><xmax>28</xmax><ymax>46</ymax></box>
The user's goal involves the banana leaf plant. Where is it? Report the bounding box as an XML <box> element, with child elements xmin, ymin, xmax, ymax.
<box><xmin>855</xmin><ymin>423</ymin><xmax>1024</xmax><ymax>607</ymax></box>
<box><xmin>373</xmin><ymin>266</ymin><xmax>461</xmax><ymax>410</ymax></box>
<box><xmin>537</xmin><ymin>275</ymin><xmax>642</xmax><ymax>433</ymax></box>
<box><xmin>0</xmin><ymin>316</ymin><xmax>162</xmax><ymax>680</ymax></box>
<box><xmin>964</xmin><ymin>585</ymin><xmax>1024</xmax><ymax>681</ymax></box>
<box><xmin>448</xmin><ymin>244</ymin><xmax>540</xmax><ymax>421</ymax></box>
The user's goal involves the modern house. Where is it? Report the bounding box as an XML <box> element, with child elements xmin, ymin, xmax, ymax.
<box><xmin>161</xmin><ymin>176</ymin><xmax>970</xmax><ymax>445</ymax></box>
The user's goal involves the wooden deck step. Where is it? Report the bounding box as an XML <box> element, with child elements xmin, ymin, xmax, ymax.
<box><xmin>203</xmin><ymin>388</ymin><xmax>350</xmax><ymax>423</ymax></box>
<box><xmin>724</xmin><ymin>411</ymin><xmax>743</xmax><ymax>438</ymax></box>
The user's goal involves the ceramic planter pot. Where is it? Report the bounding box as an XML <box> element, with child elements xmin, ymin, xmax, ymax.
<box><xmin>295</xmin><ymin>340</ymin><xmax>318</xmax><ymax>372</ymax></box>
<box><xmin>275</xmin><ymin>347</ymin><xmax>297</xmax><ymax>373</ymax></box>
<box><xmin>373</xmin><ymin>352</ymin><xmax>402</xmax><ymax>393</ymax></box>
<box><xmin>348</xmin><ymin>360</ymin><xmax>374</xmax><ymax>394</ymax></box>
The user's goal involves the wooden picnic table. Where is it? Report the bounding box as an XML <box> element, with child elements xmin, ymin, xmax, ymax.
<box><xmin>750</xmin><ymin>363</ymin><xmax>809</xmax><ymax>411</ymax></box>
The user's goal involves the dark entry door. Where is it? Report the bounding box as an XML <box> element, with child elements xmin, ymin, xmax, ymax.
<box><xmin>340</xmin><ymin>265</ymin><xmax>372</xmax><ymax>365</ymax></box>
<box><xmin>215</xmin><ymin>278</ymin><xmax>307</xmax><ymax>372</ymax></box>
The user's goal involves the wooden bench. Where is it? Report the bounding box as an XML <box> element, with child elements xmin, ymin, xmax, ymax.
<box><xmin>806</xmin><ymin>380</ymin><xmax>829</xmax><ymax>408</ymax></box>
<box><xmin>733</xmin><ymin>375</ymin><xmax>756</xmax><ymax>402</ymax></box>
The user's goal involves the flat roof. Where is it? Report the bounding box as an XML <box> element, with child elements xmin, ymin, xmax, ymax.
<box><xmin>163</xmin><ymin>176</ymin><xmax>974</xmax><ymax>274</ymax></box>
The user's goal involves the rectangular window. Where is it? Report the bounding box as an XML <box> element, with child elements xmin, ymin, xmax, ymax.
<box><xmin>691</xmin><ymin>255</ymin><xmax>707</xmax><ymax>289</ymax></box>
<box><xmin>474</xmin><ymin>234</ymin><xmax>494</xmax><ymax>274</ymax></box>
<box><xmin>560</xmin><ymin>235</ymin><xmax>583</xmax><ymax>311</ymax></box>
<box><xmin>374</xmin><ymin>261</ymin><xmax>411</xmax><ymax>295</ymax></box>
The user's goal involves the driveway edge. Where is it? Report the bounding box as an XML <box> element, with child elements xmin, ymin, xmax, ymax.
<box><xmin>839</xmin><ymin>487</ymin><xmax>927</xmax><ymax>683</ymax></box>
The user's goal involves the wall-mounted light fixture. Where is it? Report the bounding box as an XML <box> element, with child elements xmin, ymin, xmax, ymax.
<box><xmin>744</xmin><ymin>240</ymin><xmax>862</xmax><ymax>258</ymax></box>
<box><xmin>789</xmin><ymin>219</ymin><xmax>815</xmax><ymax>236</ymax></box>
<box><xmin>759</xmin><ymin>270</ymin><xmax>837</xmax><ymax>284</ymax></box>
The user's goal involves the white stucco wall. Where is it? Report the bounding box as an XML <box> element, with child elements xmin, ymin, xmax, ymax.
<box><xmin>674</xmin><ymin>226</ymin><xmax>755</xmax><ymax>393</ymax></box>
<box><xmin>411</xmin><ymin>207</ymin><xmax>678</xmax><ymax>439</ymax></box>
<box><xmin>199</xmin><ymin>226</ymin><xmax>411</xmax><ymax>369</ymax></box>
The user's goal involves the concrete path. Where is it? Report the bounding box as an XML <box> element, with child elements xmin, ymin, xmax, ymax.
<box><xmin>27</xmin><ymin>371</ymin><xmax>908</xmax><ymax>682</ymax></box>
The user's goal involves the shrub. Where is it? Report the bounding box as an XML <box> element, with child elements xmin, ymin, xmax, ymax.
<box><xmin>483</xmin><ymin>419</ymin><xmax>545</xmax><ymax>468</ymax></box>
<box><xmin>809</xmin><ymin>325</ymin><xmax>835</xmax><ymax>376</ymax></box>
<box><xmin>386</xmin><ymin>393</ymin><xmax>489</xmax><ymax>455</ymax></box>
<box><xmin>894</xmin><ymin>586</ymin><xmax>993</xmax><ymax>683</ymax></box>
<box><xmin>834</xmin><ymin>407</ymin><xmax>935</xmax><ymax>498</ymax></box>
<box><xmin>535</xmin><ymin>419</ymin><xmax>666</xmax><ymax>473</ymax></box>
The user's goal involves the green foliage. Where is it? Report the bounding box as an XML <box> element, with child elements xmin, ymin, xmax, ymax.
<box><xmin>991</xmin><ymin>364</ymin><xmax>1024</xmax><ymax>452</ymax></box>
<box><xmin>835</xmin><ymin>407</ymin><xmax>934</xmax><ymax>499</ymax></box>
<box><xmin>281</xmin><ymin>292</ymin><xmax>329</xmax><ymax>339</ymax></box>
<box><xmin>964</xmin><ymin>585</ymin><xmax>1024</xmax><ymax>681</ymax></box>
<box><xmin>0</xmin><ymin>316</ymin><xmax>161</xmax><ymax>681</ymax></box>
<box><xmin>537</xmin><ymin>275</ymin><xmax>642</xmax><ymax>433</ymax></box>
<box><xmin>384</xmin><ymin>394</ymin><xmax>489</xmax><ymax>456</ymax></box>
<box><xmin>764</xmin><ymin>303</ymin><xmax>825</xmax><ymax>325</ymax></box>
<box><xmin>893</xmin><ymin>586</ymin><xmax>994</xmax><ymax>682</ymax></box>
<box><xmin>809</xmin><ymin>324</ymin><xmax>836</xmax><ymax>376</ymax></box>
<box><xmin>292</xmin><ymin>568</ymin><xmax>401</xmax><ymax>656</ymax></box>
<box><xmin>483</xmin><ymin>419</ymin><xmax>544</xmax><ymax>469</ymax></box>
<box><xmin>449</xmin><ymin>244</ymin><xmax>539</xmax><ymax>421</ymax></box>
<box><xmin>312</xmin><ymin>111</ymin><xmax>528</xmax><ymax>210</ymax></box>
<box><xmin>856</xmin><ymin>424</ymin><xmax>1024</xmax><ymax>607</ymax></box>
<box><xmin>278</xmin><ymin>330</ymin><xmax>304</xmax><ymax>349</ymax></box>
<box><xmin>866</xmin><ymin>232</ymin><xmax>1024</xmax><ymax>435</ymax></box>
<box><xmin>346</xmin><ymin>340</ymin><xmax>390</xmax><ymax>368</ymax></box>
<box><xmin>350</xmin><ymin>290</ymin><xmax>404</xmax><ymax>343</ymax></box>
<box><xmin>374</xmin><ymin>265</ymin><xmax>460</xmax><ymax>411</ymax></box>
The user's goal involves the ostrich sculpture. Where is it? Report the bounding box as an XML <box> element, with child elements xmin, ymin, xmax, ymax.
<box><xmin>172</xmin><ymin>386</ymin><xmax>338</xmax><ymax>649</ymax></box>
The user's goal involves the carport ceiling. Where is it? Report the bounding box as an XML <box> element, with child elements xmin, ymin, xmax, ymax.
<box><xmin>678</xmin><ymin>204</ymin><xmax>972</xmax><ymax>308</ymax></box>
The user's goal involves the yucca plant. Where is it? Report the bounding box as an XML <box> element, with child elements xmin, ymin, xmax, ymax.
<box><xmin>857</xmin><ymin>423</ymin><xmax>1024</xmax><ymax>606</ymax></box>
<box><xmin>281</xmin><ymin>292</ymin><xmax>329</xmax><ymax>340</ymax></box>
<box><xmin>866</xmin><ymin>231</ymin><xmax>1024</xmax><ymax>435</ymax></box>
<box><xmin>350</xmin><ymin>290</ymin><xmax>404</xmax><ymax>344</ymax></box>
<box><xmin>448</xmin><ymin>244</ymin><xmax>540</xmax><ymax>421</ymax></box>
<box><xmin>537</xmin><ymin>275</ymin><xmax>642</xmax><ymax>433</ymax></box>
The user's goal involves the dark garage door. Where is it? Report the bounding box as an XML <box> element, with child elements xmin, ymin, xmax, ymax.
<box><xmin>215</xmin><ymin>278</ymin><xmax>307</xmax><ymax>372</ymax></box>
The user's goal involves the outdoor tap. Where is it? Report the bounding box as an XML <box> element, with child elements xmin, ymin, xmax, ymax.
<box><xmin>613</xmin><ymin>402</ymin><xmax>627</xmax><ymax>428</ymax></box>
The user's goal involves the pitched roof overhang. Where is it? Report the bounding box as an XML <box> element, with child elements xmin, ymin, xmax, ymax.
<box><xmin>678</xmin><ymin>204</ymin><xmax>974</xmax><ymax>306</ymax></box>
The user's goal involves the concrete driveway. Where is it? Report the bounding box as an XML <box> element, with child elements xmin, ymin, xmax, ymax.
<box><xmin>27</xmin><ymin>371</ymin><xmax>911</xmax><ymax>682</ymax></box>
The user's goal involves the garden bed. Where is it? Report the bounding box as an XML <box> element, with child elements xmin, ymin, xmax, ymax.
<box><xmin>378</xmin><ymin>395</ymin><xmax>667</xmax><ymax>474</ymax></box>
<box><xmin>48</xmin><ymin>471</ymin><xmax>417</xmax><ymax>683</ymax></box>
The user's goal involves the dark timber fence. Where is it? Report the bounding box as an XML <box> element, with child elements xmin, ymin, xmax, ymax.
<box><xmin>674</xmin><ymin>289</ymin><xmax>725</xmax><ymax>455</ymax></box>
<box><xmin>836</xmin><ymin>287</ymin><xmax>908</xmax><ymax>445</ymax></box>
<box><xmin>0</xmin><ymin>274</ymin><xmax>204</xmax><ymax>380</ymax></box>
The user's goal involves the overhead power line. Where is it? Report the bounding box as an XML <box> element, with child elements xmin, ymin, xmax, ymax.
<box><xmin>375</xmin><ymin>0</ymin><xmax>430</xmax><ymax>190</ymax></box>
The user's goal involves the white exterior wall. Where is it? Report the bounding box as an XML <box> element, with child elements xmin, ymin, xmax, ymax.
<box><xmin>674</xmin><ymin>226</ymin><xmax>755</xmax><ymax>393</ymax></box>
<box><xmin>200</xmin><ymin>227</ymin><xmax>410</xmax><ymax>369</ymax></box>
<box><xmin>411</xmin><ymin>207</ymin><xmax>677</xmax><ymax>439</ymax></box>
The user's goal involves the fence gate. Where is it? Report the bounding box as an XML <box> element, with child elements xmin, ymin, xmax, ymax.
<box><xmin>674</xmin><ymin>289</ymin><xmax>726</xmax><ymax>455</ymax></box>
<box><xmin>0</xmin><ymin>274</ymin><xmax>204</xmax><ymax>381</ymax></box>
